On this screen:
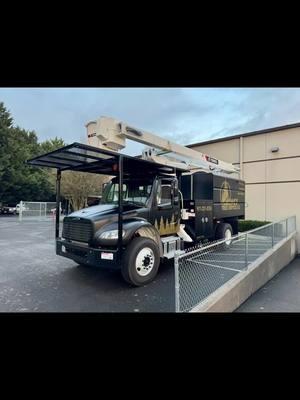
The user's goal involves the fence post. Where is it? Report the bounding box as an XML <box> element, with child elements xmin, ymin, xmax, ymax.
<box><xmin>286</xmin><ymin>218</ymin><xmax>288</xmax><ymax>237</ymax></box>
<box><xmin>19</xmin><ymin>200</ymin><xmax>23</xmax><ymax>222</ymax></box>
<box><xmin>245</xmin><ymin>233</ymin><xmax>248</xmax><ymax>268</ymax></box>
<box><xmin>39</xmin><ymin>202</ymin><xmax>42</xmax><ymax>220</ymax></box>
<box><xmin>174</xmin><ymin>251</ymin><xmax>180</xmax><ymax>313</ymax></box>
<box><xmin>272</xmin><ymin>223</ymin><xmax>274</xmax><ymax>247</ymax></box>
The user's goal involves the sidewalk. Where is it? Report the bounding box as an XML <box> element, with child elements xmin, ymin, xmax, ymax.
<box><xmin>237</xmin><ymin>257</ymin><xmax>300</xmax><ymax>312</ymax></box>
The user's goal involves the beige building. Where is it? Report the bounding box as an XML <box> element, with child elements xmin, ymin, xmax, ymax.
<box><xmin>188</xmin><ymin>123</ymin><xmax>300</xmax><ymax>249</ymax></box>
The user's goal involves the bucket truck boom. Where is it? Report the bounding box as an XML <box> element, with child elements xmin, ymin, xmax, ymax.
<box><xmin>86</xmin><ymin>116</ymin><xmax>239</xmax><ymax>175</ymax></box>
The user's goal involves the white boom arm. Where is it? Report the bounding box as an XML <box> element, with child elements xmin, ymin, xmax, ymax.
<box><xmin>86</xmin><ymin>116</ymin><xmax>239</xmax><ymax>174</ymax></box>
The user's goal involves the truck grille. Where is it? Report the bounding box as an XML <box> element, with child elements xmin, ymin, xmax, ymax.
<box><xmin>62</xmin><ymin>218</ymin><xmax>93</xmax><ymax>243</ymax></box>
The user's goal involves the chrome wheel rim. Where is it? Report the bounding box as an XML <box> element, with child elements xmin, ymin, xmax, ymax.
<box><xmin>224</xmin><ymin>229</ymin><xmax>232</xmax><ymax>245</ymax></box>
<box><xmin>135</xmin><ymin>247</ymin><xmax>155</xmax><ymax>276</ymax></box>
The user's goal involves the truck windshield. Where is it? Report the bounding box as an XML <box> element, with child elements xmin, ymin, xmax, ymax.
<box><xmin>102</xmin><ymin>181</ymin><xmax>152</xmax><ymax>206</ymax></box>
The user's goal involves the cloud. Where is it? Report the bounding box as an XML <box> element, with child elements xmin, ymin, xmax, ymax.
<box><xmin>195</xmin><ymin>88</ymin><xmax>300</xmax><ymax>143</ymax></box>
<box><xmin>0</xmin><ymin>88</ymin><xmax>218</xmax><ymax>152</ymax></box>
<box><xmin>1</xmin><ymin>88</ymin><xmax>300</xmax><ymax>155</ymax></box>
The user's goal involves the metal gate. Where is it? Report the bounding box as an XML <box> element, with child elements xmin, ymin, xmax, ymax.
<box><xmin>18</xmin><ymin>201</ymin><xmax>60</xmax><ymax>221</ymax></box>
<box><xmin>174</xmin><ymin>216</ymin><xmax>296</xmax><ymax>312</ymax></box>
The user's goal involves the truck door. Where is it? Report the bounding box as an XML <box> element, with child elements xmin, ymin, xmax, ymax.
<box><xmin>151</xmin><ymin>178</ymin><xmax>180</xmax><ymax>236</ymax></box>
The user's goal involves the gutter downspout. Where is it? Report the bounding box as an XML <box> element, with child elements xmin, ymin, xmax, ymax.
<box><xmin>239</xmin><ymin>136</ymin><xmax>243</xmax><ymax>180</ymax></box>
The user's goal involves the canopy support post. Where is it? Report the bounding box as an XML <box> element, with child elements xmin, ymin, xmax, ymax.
<box><xmin>55</xmin><ymin>169</ymin><xmax>61</xmax><ymax>239</ymax></box>
<box><xmin>117</xmin><ymin>156</ymin><xmax>123</xmax><ymax>262</ymax></box>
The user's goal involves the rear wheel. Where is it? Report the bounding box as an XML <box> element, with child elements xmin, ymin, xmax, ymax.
<box><xmin>121</xmin><ymin>237</ymin><xmax>160</xmax><ymax>286</ymax></box>
<box><xmin>215</xmin><ymin>223</ymin><xmax>233</xmax><ymax>248</ymax></box>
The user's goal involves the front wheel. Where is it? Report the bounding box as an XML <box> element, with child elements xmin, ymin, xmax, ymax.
<box><xmin>121</xmin><ymin>237</ymin><xmax>160</xmax><ymax>286</ymax></box>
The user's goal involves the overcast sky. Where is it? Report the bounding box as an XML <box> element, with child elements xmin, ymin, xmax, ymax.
<box><xmin>1</xmin><ymin>88</ymin><xmax>300</xmax><ymax>155</ymax></box>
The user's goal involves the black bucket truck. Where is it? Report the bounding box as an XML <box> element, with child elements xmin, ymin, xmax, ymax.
<box><xmin>27</xmin><ymin>117</ymin><xmax>245</xmax><ymax>286</ymax></box>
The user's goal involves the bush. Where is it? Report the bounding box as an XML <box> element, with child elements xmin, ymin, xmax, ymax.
<box><xmin>238</xmin><ymin>220</ymin><xmax>270</xmax><ymax>232</ymax></box>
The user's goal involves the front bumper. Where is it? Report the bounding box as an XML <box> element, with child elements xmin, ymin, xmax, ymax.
<box><xmin>56</xmin><ymin>238</ymin><xmax>120</xmax><ymax>270</ymax></box>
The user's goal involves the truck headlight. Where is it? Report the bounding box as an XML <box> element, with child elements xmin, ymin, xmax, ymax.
<box><xmin>99</xmin><ymin>230</ymin><xmax>125</xmax><ymax>239</ymax></box>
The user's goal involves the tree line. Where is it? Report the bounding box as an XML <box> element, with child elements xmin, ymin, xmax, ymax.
<box><xmin>0</xmin><ymin>102</ymin><xmax>107</xmax><ymax>210</ymax></box>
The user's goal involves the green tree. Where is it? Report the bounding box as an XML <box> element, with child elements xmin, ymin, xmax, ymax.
<box><xmin>0</xmin><ymin>102</ymin><xmax>13</xmax><ymax>129</ymax></box>
<box><xmin>48</xmin><ymin>170</ymin><xmax>109</xmax><ymax>211</ymax></box>
<box><xmin>0</xmin><ymin>103</ymin><xmax>14</xmax><ymax>183</ymax></box>
<box><xmin>39</xmin><ymin>137</ymin><xmax>66</xmax><ymax>154</ymax></box>
<box><xmin>0</xmin><ymin>102</ymin><xmax>65</xmax><ymax>204</ymax></box>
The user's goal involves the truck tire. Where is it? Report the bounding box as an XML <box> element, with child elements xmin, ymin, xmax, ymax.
<box><xmin>121</xmin><ymin>237</ymin><xmax>160</xmax><ymax>286</ymax></box>
<box><xmin>215</xmin><ymin>223</ymin><xmax>233</xmax><ymax>248</ymax></box>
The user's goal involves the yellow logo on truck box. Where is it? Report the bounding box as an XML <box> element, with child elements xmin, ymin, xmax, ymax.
<box><xmin>221</xmin><ymin>180</ymin><xmax>240</xmax><ymax>211</ymax></box>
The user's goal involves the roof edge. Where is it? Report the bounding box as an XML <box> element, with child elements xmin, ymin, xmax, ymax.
<box><xmin>187</xmin><ymin>122</ymin><xmax>300</xmax><ymax>148</ymax></box>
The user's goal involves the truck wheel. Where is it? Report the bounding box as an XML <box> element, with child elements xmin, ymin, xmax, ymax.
<box><xmin>215</xmin><ymin>223</ymin><xmax>233</xmax><ymax>248</ymax></box>
<box><xmin>121</xmin><ymin>237</ymin><xmax>160</xmax><ymax>286</ymax></box>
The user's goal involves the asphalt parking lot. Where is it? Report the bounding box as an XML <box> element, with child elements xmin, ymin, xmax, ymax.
<box><xmin>0</xmin><ymin>216</ymin><xmax>175</xmax><ymax>312</ymax></box>
<box><xmin>237</xmin><ymin>257</ymin><xmax>300</xmax><ymax>312</ymax></box>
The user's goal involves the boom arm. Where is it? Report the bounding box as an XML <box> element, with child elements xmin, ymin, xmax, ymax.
<box><xmin>86</xmin><ymin>116</ymin><xmax>239</xmax><ymax>174</ymax></box>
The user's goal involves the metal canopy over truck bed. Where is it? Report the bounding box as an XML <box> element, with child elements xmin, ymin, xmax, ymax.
<box><xmin>27</xmin><ymin>142</ymin><xmax>186</xmax><ymax>264</ymax></box>
<box><xmin>27</xmin><ymin>142</ymin><xmax>183</xmax><ymax>176</ymax></box>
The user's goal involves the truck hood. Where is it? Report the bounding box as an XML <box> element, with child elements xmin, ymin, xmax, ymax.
<box><xmin>69</xmin><ymin>204</ymin><xmax>118</xmax><ymax>218</ymax></box>
<box><xmin>68</xmin><ymin>203</ymin><xmax>142</xmax><ymax>219</ymax></box>
<box><xmin>63</xmin><ymin>203</ymin><xmax>149</xmax><ymax>242</ymax></box>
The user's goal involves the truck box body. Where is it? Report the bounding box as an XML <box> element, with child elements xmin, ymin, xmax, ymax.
<box><xmin>181</xmin><ymin>172</ymin><xmax>245</xmax><ymax>240</ymax></box>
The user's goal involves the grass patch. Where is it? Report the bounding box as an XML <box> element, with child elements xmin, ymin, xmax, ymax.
<box><xmin>238</xmin><ymin>220</ymin><xmax>270</xmax><ymax>232</ymax></box>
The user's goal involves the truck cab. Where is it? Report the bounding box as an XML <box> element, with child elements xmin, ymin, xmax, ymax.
<box><xmin>59</xmin><ymin>174</ymin><xmax>183</xmax><ymax>286</ymax></box>
<box><xmin>59</xmin><ymin>170</ymin><xmax>244</xmax><ymax>286</ymax></box>
<box><xmin>100</xmin><ymin>175</ymin><xmax>181</xmax><ymax>238</ymax></box>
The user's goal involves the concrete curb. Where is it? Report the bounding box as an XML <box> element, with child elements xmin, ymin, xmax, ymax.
<box><xmin>190</xmin><ymin>232</ymin><xmax>298</xmax><ymax>312</ymax></box>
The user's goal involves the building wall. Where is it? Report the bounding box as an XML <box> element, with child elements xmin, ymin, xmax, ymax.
<box><xmin>191</xmin><ymin>127</ymin><xmax>300</xmax><ymax>249</ymax></box>
<box><xmin>194</xmin><ymin>138</ymin><xmax>240</xmax><ymax>164</ymax></box>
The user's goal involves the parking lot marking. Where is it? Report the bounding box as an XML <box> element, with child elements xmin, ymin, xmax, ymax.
<box><xmin>188</xmin><ymin>252</ymin><xmax>262</xmax><ymax>261</ymax></box>
<box><xmin>192</xmin><ymin>259</ymin><xmax>250</xmax><ymax>264</ymax></box>
<box><xmin>211</xmin><ymin>252</ymin><xmax>262</xmax><ymax>257</ymax></box>
<box><xmin>189</xmin><ymin>259</ymin><xmax>246</xmax><ymax>272</ymax></box>
<box><xmin>233</xmin><ymin>243</ymin><xmax>271</xmax><ymax>247</ymax></box>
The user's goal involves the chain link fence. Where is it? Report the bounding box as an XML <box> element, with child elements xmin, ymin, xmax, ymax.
<box><xmin>18</xmin><ymin>201</ymin><xmax>61</xmax><ymax>221</ymax></box>
<box><xmin>174</xmin><ymin>216</ymin><xmax>296</xmax><ymax>312</ymax></box>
